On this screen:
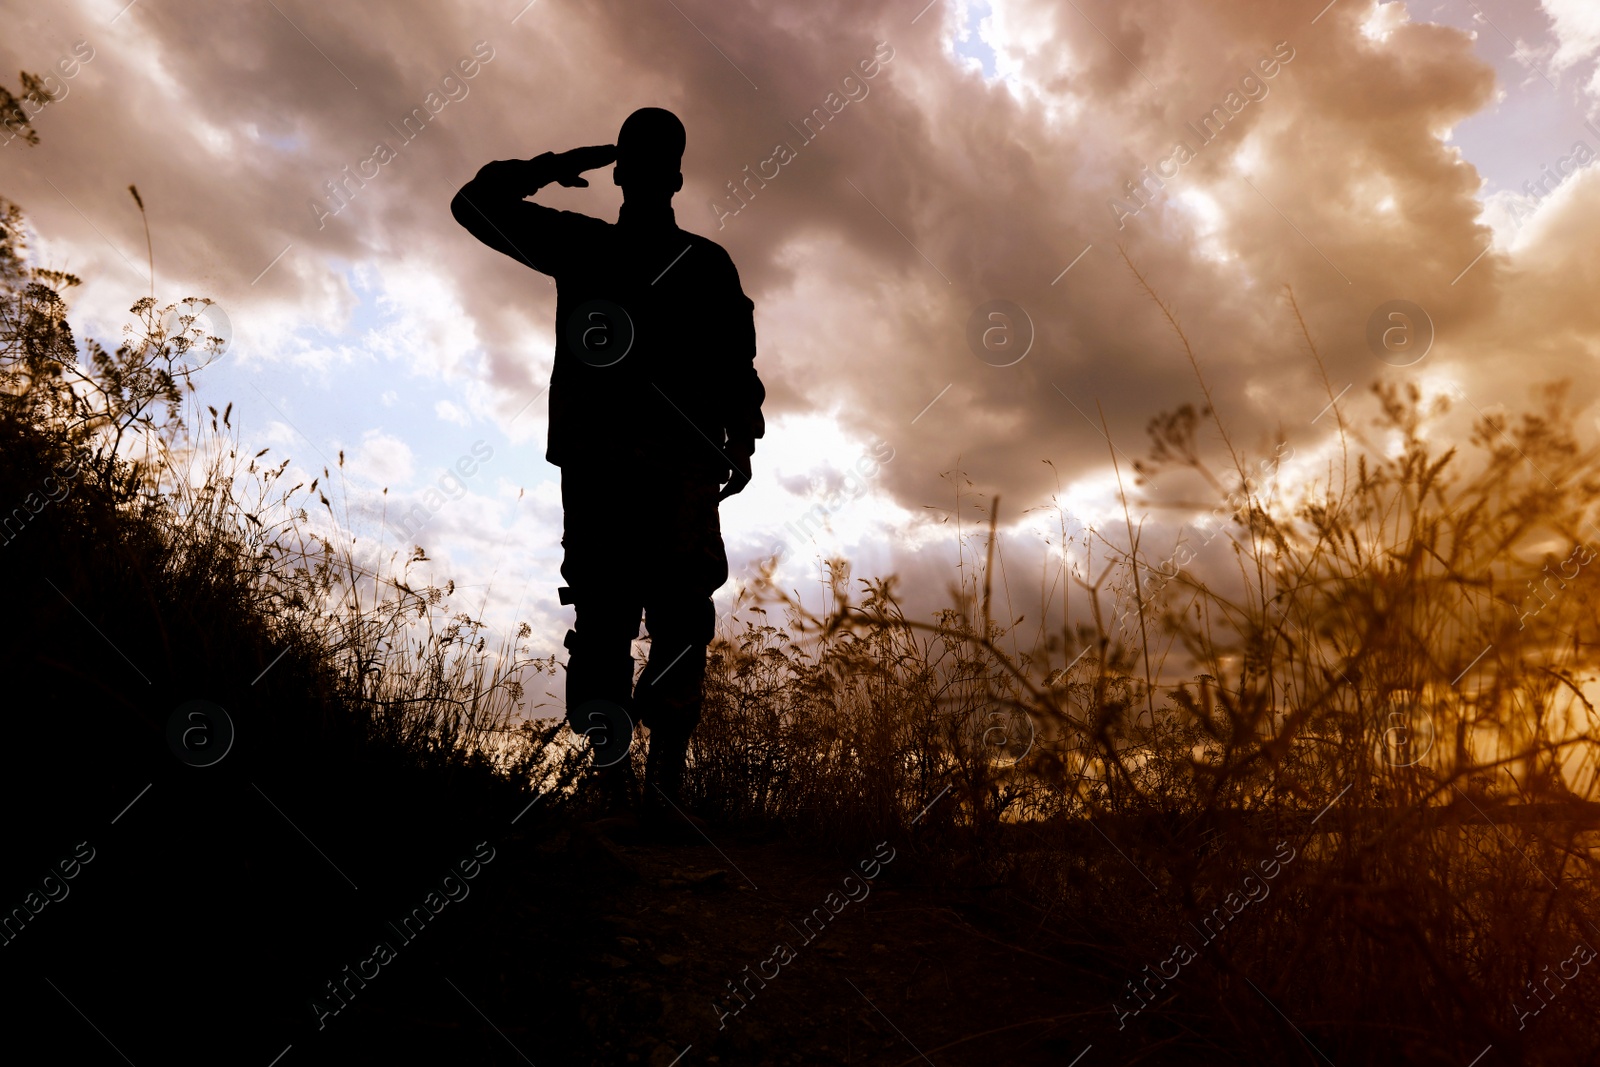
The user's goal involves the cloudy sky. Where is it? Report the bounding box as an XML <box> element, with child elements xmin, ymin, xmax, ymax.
<box><xmin>6</xmin><ymin>0</ymin><xmax>1600</xmax><ymax>692</ymax></box>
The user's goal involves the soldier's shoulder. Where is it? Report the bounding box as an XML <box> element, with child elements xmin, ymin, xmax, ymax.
<box><xmin>679</xmin><ymin>230</ymin><xmax>739</xmax><ymax>271</ymax></box>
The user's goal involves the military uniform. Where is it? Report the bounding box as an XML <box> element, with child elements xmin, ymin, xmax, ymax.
<box><xmin>451</xmin><ymin>147</ymin><xmax>763</xmax><ymax>802</ymax></box>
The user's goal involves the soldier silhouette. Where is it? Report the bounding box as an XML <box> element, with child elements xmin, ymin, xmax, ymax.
<box><xmin>451</xmin><ymin>108</ymin><xmax>763</xmax><ymax>824</ymax></box>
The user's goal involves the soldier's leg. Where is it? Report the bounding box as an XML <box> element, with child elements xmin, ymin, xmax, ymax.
<box><xmin>559</xmin><ymin>466</ymin><xmax>644</xmax><ymax>804</ymax></box>
<box><xmin>562</xmin><ymin>592</ymin><xmax>641</xmax><ymax>735</ymax></box>
<box><xmin>635</xmin><ymin>592</ymin><xmax>715</xmax><ymax>806</ymax></box>
<box><xmin>564</xmin><ymin>592</ymin><xmax>642</xmax><ymax>812</ymax></box>
<box><xmin>634</xmin><ymin>473</ymin><xmax>727</xmax><ymax>813</ymax></box>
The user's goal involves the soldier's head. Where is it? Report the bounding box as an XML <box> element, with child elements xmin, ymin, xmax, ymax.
<box><xmin>613</xmin><ymin>107</ymin><xmax>685</xmax><ymax>202</ymax></box>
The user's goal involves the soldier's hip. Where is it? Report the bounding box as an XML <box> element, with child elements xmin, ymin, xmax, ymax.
<box><xmin>559</xmin><ymin>467</ymin><xmax>728</xmax><ymax>598</ymax></box>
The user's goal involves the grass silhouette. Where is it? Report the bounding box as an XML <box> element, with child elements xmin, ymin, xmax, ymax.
<box><xmin>689</xmin><ymin>267</ymin><xmax>1600</xmax><ymax>1063</ymax></box>
<box><xmin>4</xmin><ymin>191</ymin><xmax>1600</xmax><ymax>1064</ymax></box>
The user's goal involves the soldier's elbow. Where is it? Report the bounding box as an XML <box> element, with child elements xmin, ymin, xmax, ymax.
<box><xmin>452</xmin><ymin>194</ymin><xmax>495</xmax><ymax>242</ymax></box>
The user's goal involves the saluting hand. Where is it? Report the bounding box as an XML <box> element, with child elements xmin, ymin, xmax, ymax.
<box><xmin>550</xmin><ymin>144</ymin><xmax>618</xmax><ymax>188</ymax></box>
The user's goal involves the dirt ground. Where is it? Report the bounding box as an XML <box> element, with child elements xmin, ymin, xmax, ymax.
<box><xmin>518</xmin><ymin>825</ymin><xmax>1107</xmax><ymax>1067</ymax></box>
<box><xmin>2</xmin><ymin>754</ymin><xmax>1136</xmax><ymax>1067</ymax></box>
<box><xmin>547</xmin><ymin>827</ymin><xmax>1097</xmax><ymax>1065</ymax></box>
<box><xmin>333</xmin><ymin>816</ymin><xmax>1109</xmax><ymax>1066</ymax></box>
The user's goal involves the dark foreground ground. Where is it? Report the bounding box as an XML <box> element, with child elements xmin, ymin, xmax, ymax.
<box><xmin>2</xmin><ymin>775</ymin><xmax>1104</xmax><ymax>1066</ymax></box>
<box><xmin>478</xmin><ymin>822</ymin><xmax>1098</xmax><ymax>1066</ymax></box>
<box><xmin>7</xmin><ymin>749</ymin><xmax>1562</xmax><ymax>1066</ymax></box>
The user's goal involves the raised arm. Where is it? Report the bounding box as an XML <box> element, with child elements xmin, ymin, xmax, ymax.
<box><xmin>449</xmin><ymin>145</ymin><xmax>616</xmax><ymax>274</ymax></box>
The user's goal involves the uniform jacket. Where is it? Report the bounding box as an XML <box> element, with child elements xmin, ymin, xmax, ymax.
<box><xmin>452</xmin><ymin>154</ymin><xmax>764</xmax><ymax>481</ymax></box>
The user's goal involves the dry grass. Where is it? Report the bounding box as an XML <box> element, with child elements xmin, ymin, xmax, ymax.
<box><xmin>1</xmin><ymin>193</ymin><xmax>579</xmax><ymax>805</ymax></box>
<box><xmin>8</xmin><ymin>192</ymin><xmax>1600</xmax><ymax>1063</ymax></box>
<box><xmin>687</xmin><ymin>278</ymin><xmax>1600</xmax><ymax>1063</ymax></box>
